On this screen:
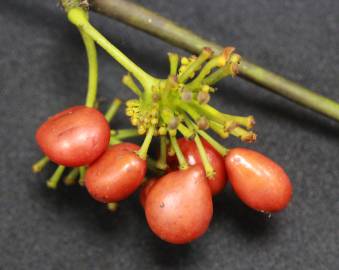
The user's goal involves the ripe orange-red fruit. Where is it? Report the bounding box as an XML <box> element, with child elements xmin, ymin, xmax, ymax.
<box><xmin>36</xmin><ymin>106</ymin><xmax>110</xmax><ymax>167</ymax></box>
<box><xmin>145</xmin><ymin>165</ymin><xmax>213</xmax><ymax>244</ymax></box>
<box><xmin>85</xmin><ymin>143</ymin><xmax>146</xmax><ymax>203</ymax></box>
<box><xmin>225</xmin><ymin>148</ymin><xmax>292</xmax><ymax>212</ymax></box>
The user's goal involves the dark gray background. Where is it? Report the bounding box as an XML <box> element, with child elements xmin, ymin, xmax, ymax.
<box><xmin>0</xmin><ymin>0</ymin><xmax>338</xmax><ymax>269</ymax></box>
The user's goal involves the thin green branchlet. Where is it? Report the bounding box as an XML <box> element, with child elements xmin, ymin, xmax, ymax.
<box><xmin>156</xmin><ymin>136</ymin><xmax>168</xmax><ymax>170</ymax></box>
<box><xmin>169</xmin><ymin>135</ymin><xmax>188</xmax><ymax>170</ymax></box>
<box><xmin>80</xmin><ymin>29</ymin><xmax>98</xmax><ymax>108</ymax></box>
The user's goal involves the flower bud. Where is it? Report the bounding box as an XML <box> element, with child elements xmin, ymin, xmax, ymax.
<box><xmin>197</xmin><ymin>117</ymin><xmax>209</xmax><ymax>130</ymax></box>
<box><xmin>242</xmin><ymin>132</ymin><xmax>257</xmax><ymax>143</ymax></box>
<box><xmin>131</xmin><ymin>117</ymin><xmax>139</xmax><ymax>126</ymax></box>
<box><xmin>201</xmin><ymin>85</ymin><xmax>210</xmax><ymax>93</ymax></box>
<box><xmin>138</xmin><ymin>125</ymin><xmax>146</xmax><ymax>135</ymax></box>
<box><xmin>152</xmin><ymin>93</ymin><xmax>160</xmax><ymax>102</ymax></box>
<box><xmin>181</xmin><ymin>57</ymin><xmax>189</xmax><ymax>65</ymax></box>
<box><xmin>181</xmin><ymin>89</ymin><xmax>193</xmax><ymax>101</ymax></box>
<box><xmin>168</xmin><ymin>117</ymin><xmax>179</xmax><ymax>130</ymax></box>
<box><xmin>158</xmin><ymin>127</ymin><xmax>167</xmax><ymax>135</ymax></box>
<box><xmin>125</xmin><ymin>109</ymin><xmax>133</xmax><ymax>117</ymax></box>
<box><xmin>197</xmin><ymin>91</ymin><xmax>210</xmax><ymax>104</ymax></box>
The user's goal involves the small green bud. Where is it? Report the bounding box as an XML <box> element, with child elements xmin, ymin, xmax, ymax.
<box><xmin>168</xmin><ymin>117</ymin><xmax>179</xmax><ymax>130</ymax></box>
<box><xmin>181</xmin><ymin>89</ymin><xmax>193</xmax><ymax>101</ymax></box>
<box><xmin>197</xmin><ymin>117</ymin><xmax>209</xmax><ymax>130</ymax></box>
<box><xmin>197</xmin><ymin>91</ymin><xmax>210</xmax><ymax>104</ymax></box>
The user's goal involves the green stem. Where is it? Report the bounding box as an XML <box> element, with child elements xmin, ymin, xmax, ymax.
<box><xmin>63</xmin><ymin>168</ymin><xmax>80</xmax><ymax>186</ymax></box>
<box><xmin>191</xmin><ymin>102</ymin><xmax>232</xmax><ymax>126</ymax></box>
<box><xmin>79</xmin><ymin>166</ymin><xmax>86</xmax><ymax>186</ymax></box>
<box><xmin>162</xmin><ymin>76</ymin><xmax>176</xmax><ymax>102</ymax></box>
<box><xmin>183</xmin><ymin>114</ymin><xmax>215</xmax><ymax>178</ymax></box>
<box><xmin>68</xmin><ymin>8</ymin><xmax>157</xmax><ymax>91</ymax></box>
<box><xmin>109</xmin><ymin>137</ymin><xmax>122</xmax><ymax>145</ymax></box>
<box><xmin>169</xmin><ymin>135</ymin><xmax>188</xmax><ymax>170</ymax></box>
<box><xmin>46</xmin><ymin>165</ymin><xmax>65</xmax><ymax>189</ymax></box>
<box><xmin>191</xmin><ymin>102</ymin><xmax>254</xmax><ymax>129</ymax></box>
<box><xmin>156</xmin><ymin>136</ymin><xmax>168</xmax><ymax>170</ymax></box>
<box><xmin>180</xmin><ymin>101</ymin><xmax>231</xmax><ymax>137</ymax></box>
<box><xmin>180</xmin><ymin>109</ymin><xmax>228</xmax><ymax>155</ymax></box>
<box><xmin>32</xmin><ymin>156</ymin><xmax>50</xmax><ymax>173</ymax></box>
<box><xmin>194</xmin><ymin>134</ymin><xmax>215</xmax><ymax>179</ymax></box>
<box><xmin>177</xmin><ymin>123</ymin><xmax>194</xmax><ymax>139</ymax></box>
<box><xmin>192</xmin><ymin>103</ymin><xmax>223</xmax><ymax>122</ymax></box>
<box><xmin>178</xmin><ymin>101</ymin><xmax>201</xmax><ymax>121</ymax></box>
<box><xmin>202</xmin><ymin>65</ymin><xmax>232</xmax><ymax>86</ymax></box>
<box><xmin>209</xmin><ymin>121</ymin><xmax>229</xmax><ymax>139</ymax></box>
<box><xmin>197</xmin><ymin>130</ymin><xmax>228</xmax><ymax>156</ymax></box>
<box><xmin>136</xmin><ymin>125</ymin><xmax>155</xmax><ymax>160</ymax></box>
<box><xmin>122</xmin><ymin>73</ymin><xmax>143</xmax><ymax>96</ymax></box>
<box><xmin>178</xmin><ymin>48</ymin><xmax>212</xmax><ymax>83</ymax></box>
<box><xmin>80</xmin><ymin>29</ymin><xmax>98</xmax><ymax>108</ymax></box>
<box><xmin>168</xmin><ymin>53</ymin><xmax>179</xmax><ymax>76</ymax></box>
<box><xmin>105</xmin><ymin>98</ymin><xmax>122</xmax><ymax>121</ymax></box>
<box><xmin>91</xmin><ymin>0</ymin><xmax>339</xmax><ymax>122</ymax></box>
<box><xmin>187</xmin><ymin>55</ymin><xmax>224</xmax><ymax>89</ymax></box>
<box><xmin>238</xmin><ymin>61</ymin><xmax>339</xmax><ymax>121</ymax></box>
<box><xmin>112</xmin><ymin>128</ymin><xmax>140</xmax><ymax>140</ymax></box>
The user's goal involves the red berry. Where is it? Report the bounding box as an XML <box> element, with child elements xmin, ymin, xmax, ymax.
<box><xmin>85</xmin><ymin>143</ymin><xmax>146</xmax><ymax>203</ymax></box>
<box><xmin>36</xmin><ymin>106</ymin><xmax>110</xmax><ymax>167</ymax></box>
<box><xmin>168</xmin><ymin>138</ymin><xmax>227</xmax><ymax>195</ymax></box>
<box><xmin>139</xmin><ymin>179</ymin><xmax>157</xmax><ymax>208</ymax></box>
<box><xmin>145</xmin><ymin>165</ymin><xmax>213</xmax><ymax>244</ymax></box>
<box><xmin>225</xmin><ymin>148</ymin><xmax>292</xmax><ymax>212</ymax></box>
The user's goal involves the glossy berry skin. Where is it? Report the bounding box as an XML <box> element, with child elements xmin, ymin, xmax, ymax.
<box><xmin>169</xmin><ymin>138</ymin><xmax>227</xmax><ymax>195</ymax></box>
<box><xmin>225</xmin><ymin>148</ymin><xmax>292</xmax><ymax>213</ymax></box>
<box><xmin>139</xmin><ymin>179</ymin><xmax>157</xmax><ymax>208</ymax></box>
<box><xmin>36</xmin><ymin>106</ymin><xmax>110</xmax><ymax>167</ymax></box>
<box><xmin>145</xmin><ymin>165</ymin><xmax>213</xmax><ymax>244</ymax></box>
<box><xmin>85</xmin><ymin>143</ymin><xmax>146</xmax><ymax>203</ymax></box>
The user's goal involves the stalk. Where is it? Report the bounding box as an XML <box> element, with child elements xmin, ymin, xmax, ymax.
<box><xmin>91</xmin><ymin>0</ymin><xmax>339</xmax><ymax>122</ymax></box>
<box><xmin>169</xmin><ymin>135</ymin><xmax>188</xmax><ymax>170</ymax></box>
<box><xmin>194</xmin><ymin>135</ymin><xmax>215</xmax><ymax>179</ymax></box>
<box><xmin>168</xmin><ymin>53</ymin><xmax>179</xmax><ymax>76</ymax></box>
<box><xmin>79</xmin><ymin>166</ymin><xmax>86</xmax><ymax>186</ymax></box>
<box><xmin>156</xmin><ymin>136</ymin><xmax>168</xmax><ymax>170</ymax></box>
<box><xmin>122</xmin><ymin>74</ymin><xmax>143</xmax><ymax>96</ymax></box>
<box><xmin>105</xmin><ymin>98</ymin><xmax>122</xmax><ymax>121</ymax></box>
<box><xmin>113</xmin><ymin>129</ymin><xmax>140</xmax><ymax>140</ymax></box>
<box><xmin>79</xmin><ymin>29</ymin><xmax>98</xmax><ymax>108</ymax></box>
<box><xmin>46</xmin><ymin>165</ymin><xmax>65</xmax><ymax>189</ymax></box>
<box><xmin>183</xmin><ymin>115</ymin><xmax>215</xmax><ymax>178</ymax></box>
<box><xmin>197</xmin><ymin>130</ymin><xmax>228</xmax><ymax>156</ymax></box>
<box><xmin>67</xmin><ymin>8</ymin><xmax>157</xmax><ymax>91</ymax></box>
<box><xmin>137</xmin><ymin>125</ymin><xmax>155</xmax><ymax>160</ymax></box>
<box><xmin>32</xmin><ymin>156</ymin><xmax>50</xmax><ymax>173</ymax></box>
<box><xmin>64</xmin><ymin>168</ymin><xmax>80</xmax><ymax>186</ymax></box>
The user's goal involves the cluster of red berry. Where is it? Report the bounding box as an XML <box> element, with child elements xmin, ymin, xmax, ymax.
<box><xmin>33</xmin><ymin>5</ymin><xmax>293</xmax><ymax>245</ymax></box>
<box><xmin>35</xmin><ymin>105</ymin><xmax>292</xmax><ymax>244</ymax></box>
